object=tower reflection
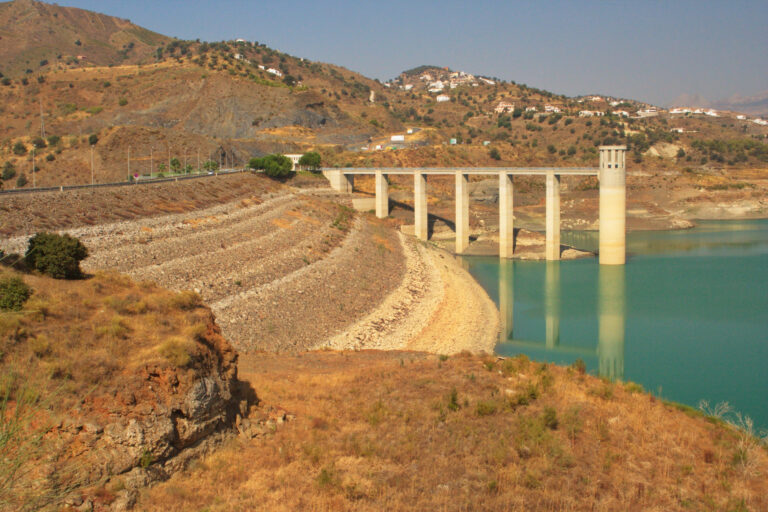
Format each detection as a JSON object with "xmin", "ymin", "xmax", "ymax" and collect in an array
[
  {"xmin": 496, "ymin": 261, "xmax": 625, "ymax": 380},
  {"xmin": 597, "ymin": 265, "xmax": 625, "ymax": 380}
]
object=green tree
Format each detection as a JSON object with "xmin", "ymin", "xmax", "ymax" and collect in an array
[
  {"xmin": 30, "ymin": 136, "xmax": 46, "ymax": 149},
  {"xmin": 25, "ymin": 232, "xmax": 89, "ymax": 279},
  {"xmin": 489, "ymin": 148, "xmax": 501, "ymax": 160},
  {"xmin": 249, "ymin": 154, "xmax": 292, "ymax": 178},
  {"xmin": 547, "ymin": 144, "xmax": 557, "ymax": 154},
  {"xmin": 12, "ymin": 142, "xmax": 27, "ymax": 155},
  {"xmin": 16, "ymin": 173, "xmax": 27, "ymax": 187},
  {"xmin": 88, "ymin": 134, "xmax": 98, "ymax": 145},
  {"xmin": 170, "ymin": 157, "xmax": 181, "ymax": 172},
  {"xmin": 203, "ymin": 160, "xmax": 219, "ymax": 171},
  {"xmin": 298, "ymin": 151, "xmax": 322, "ymax": 170},
  {"xmin": 46, "ymin": 135, "xmax": 60, "ymax": 146}
]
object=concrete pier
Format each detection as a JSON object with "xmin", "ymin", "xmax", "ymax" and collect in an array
[
  {"xmin": 499, "ymin": 174, "xmax": 514, "ymax": 258},
  {"xmin": 324, "ymin": 170, "xmax": 354, "ymax": 193},
  {"xmin": 545, "ymin": 173, "xmax": 561, "ymax": 261},
  {"xmin": 455, "ymin": 172, "xmax": 469, "ymax": 253},
  {"xmin": 375, "ymin": 170, "xmax": 388, "ymax": 219},
  {"xmin": 599, "ymin": 146, "xmax": 627, "ymax": 265},
  {"xmin": 414, "ymin": 172, "xmax": 428, "ymax": 241}
]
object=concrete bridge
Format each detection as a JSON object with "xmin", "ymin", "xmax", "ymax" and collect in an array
[{"xmin": 323, "ymin": 146, "xmax": 627, "ymax": 265}]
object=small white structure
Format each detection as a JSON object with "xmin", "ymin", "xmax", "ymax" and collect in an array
[
  {"xmin": 436, "ymin": 94, "xmax": 450, "ymax": 102},
  {"xmin": 267, "ymin": 68, "xmax": 283, "ymax": 77},
  {"xmin": 589, "ymin": 96, "xmax": 604, "ymax": 102},
  {"xmin": 428, "ymin": 81, "xmax": 445, "ymax": 92},
  {"xmin": 236, "ymin": 38, "xmax": 246, "ymax": 43},
  {"xmin": 544, "ymin": 105, "xmax": 561, "ymax": 113},
  {"xmin": 283, "ymin": 154, "xmax": 303, "ymax": 171},
  {"xmin": 391, "ymin": 135, "xmax": 405, "ymax": 142},
  {"xmin": 407, "ymin": 128, "xmax": 414, "ymax": 134},
  {"xmin": 479, "ymin": 77, "xmax": 495, "ymax": 85},
  {"xmin": 704, "ymin": 109, "xmax": 719, "ymax": 117},
  {"xmin": 369, "ymin": 90, "xmax": 375, "ymax": 103},
  {"xmin": 258, "ymin": 65, "xmax": 265, "ymax": 70},
  {"xmin": 610, "ymin": 101, "xmax": 620, "ymax": 107},
  {"xmin": 402, "ymin": 84, "xmax": 413, "ymax": 91},
  {"xmin": 525, "ymin": 106, "xmax": 537, "ymax": 112},
  {"xmin": 736, "ymin": 115, "xmax": 746, "ymax": 120},
  {"xmin": 670, "ymin": 127, "xmax": 684, "ymax": 133},
  {"xmin": 612, "ymin": 110, "xmax": 629, "ymax": 117},
  {"xmin": 495, "ymin": 101, "xmax": 515, "ymax": 114},
  {"xmin": 753, "ymin": 119, "xmax": 768, "ymax": 126}
]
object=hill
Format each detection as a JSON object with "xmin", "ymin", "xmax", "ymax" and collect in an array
[
  {"xmin": 0, "ymin": 1, "xmax": 765, "ymax": 199},
  {"xmin": 0, "ymin": 0, "xmax": 169, "ymax": 77}
]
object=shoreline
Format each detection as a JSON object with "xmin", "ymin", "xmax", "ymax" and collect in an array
[{"xmin": 316, "ymin": 231, "xmax": 500, "ymax": 354}]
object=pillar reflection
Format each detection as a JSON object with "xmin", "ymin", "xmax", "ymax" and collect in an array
[
  {"xmin": 499, "ymin": 260, "xmax": 514, "ymax": 344},
  {"xmin": 545, "ymin": 261, "xmax": 560, "ymax": 348}
]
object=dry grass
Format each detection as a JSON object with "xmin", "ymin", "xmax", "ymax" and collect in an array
[
  {"xmin": 141, "ymin": 351, "xmax": 768, "ymax": 511},
  {"xmin": 0, "ymin": 268, "xmax": 212, "ymax": 415}
]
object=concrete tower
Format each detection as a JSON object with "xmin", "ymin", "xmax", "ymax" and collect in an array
[{"xmin": 599, "ymin": 146, "xmax": 627, "ymax": 265}]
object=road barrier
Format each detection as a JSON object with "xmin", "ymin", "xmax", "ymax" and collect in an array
[{"xmin": 0, "ymin": 169, "xmax": 248, "ymax": 196}]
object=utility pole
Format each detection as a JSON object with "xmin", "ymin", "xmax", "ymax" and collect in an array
[
  {"xmin": 150, "ymin": 147, "xmax": 153, "ymax": 179},
  {"xmin": 197, "ymin": 149, "xmax": 200, "ymax": 173},
  {"xmin": 32, "ymin": 148, "xmax": 35, "ymax": 188},
  {"xmin": 168, "ymin": 145, "xmax": 171, "ymax": 175},
  {"xmin": 91, "ymin": 146, "xmax": 94, "ymax": 185},
  {"xmin": 128, "ymin": 147, "xmax": 131, "ymax": 179},
  {"xmin": 39, "ymin": 99, "xmax": 45, "ymax": 139},
  {"xmin": 184, "ymin": 149, "xmax": 187, "ymax": 174}
]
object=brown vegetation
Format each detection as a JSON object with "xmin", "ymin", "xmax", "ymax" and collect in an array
[{"xmin": 141, "ymin": 351, "xmax": 768, "ymax": 511}]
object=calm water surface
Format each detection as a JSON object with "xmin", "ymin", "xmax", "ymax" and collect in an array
[{"xmin": 463, "ymin": 219, "xmax": 768, "ymax": 430}]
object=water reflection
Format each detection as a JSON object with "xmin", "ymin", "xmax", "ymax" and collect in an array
[
  {"xmin": 498, "ymin": 261, "xmax": 626, "ymax": 380},
  {"xmin": 598, "ymin": 266, "xmax": 625, "ymax": 380}
]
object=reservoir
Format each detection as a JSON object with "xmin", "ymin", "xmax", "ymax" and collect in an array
[{"xmin": 464, "ymin": 219, "xmax": 768, "ymax": 430}]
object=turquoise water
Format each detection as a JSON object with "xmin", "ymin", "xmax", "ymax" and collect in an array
[{"xmin": 463, "ymin": 219, "xmax": 768, "ymax": 430}]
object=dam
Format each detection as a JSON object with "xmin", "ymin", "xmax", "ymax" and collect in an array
[{"xmin": 323, "ymin": 145, "xmax": 627, "ymax": 265}]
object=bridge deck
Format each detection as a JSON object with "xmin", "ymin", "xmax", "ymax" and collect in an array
[{"xmin": 323, "ymin": 167, "xmax": 599, "ymax": 176}]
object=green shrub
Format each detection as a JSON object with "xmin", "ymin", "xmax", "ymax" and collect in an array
[
  {"xmin": 542, "ymin": 407, "xmax": 559, "ymax": 429},
  {"xmin": 1, "ymin": 162, "xmax": 16, "ymax": 181},
  {"xmin": 298, "ymin": 151, "xmax": 322, "ymax": 170},
  {"xmin": 25, "ymin": 232, "xmax": 88, "ymax": 279},
  {"xmin": 476, "ymin": 401, "xmax": 497, "ymax": 416},
  {"xmin": 88, "ymin": 134, "xmax": 99, "ymax": 145},
  {"xmin": 249, "ymin": 154, "xmax": 293, "ymax": 178},
  {"xmin": 15, "ymin": 174, "xmax": 27, "ymax": 187},
  {"xmin": 12, "ymin": 142, "xmax": 27, "ymax": 155},
  {"xmin": 0, "ymin": 276, "xmax": 31, "ymax": 311}
]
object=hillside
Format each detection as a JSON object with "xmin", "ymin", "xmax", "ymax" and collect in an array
[{"xmin": 0, "ymin": 0, "xmax": 169, "ymax": 77}]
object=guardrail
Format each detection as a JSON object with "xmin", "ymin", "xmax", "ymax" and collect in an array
[{"xmin": 0, "ymin": 169, "xmax": 248, "ymax": 196}]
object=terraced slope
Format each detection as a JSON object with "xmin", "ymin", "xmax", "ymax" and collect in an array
[{"xmin": 2, "ymin": 188, "xmax": 408, "ymax": 352}]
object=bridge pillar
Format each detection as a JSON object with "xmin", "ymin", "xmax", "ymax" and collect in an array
[
  {"xmin": 375, "ymin": 170, "xmax": 388, "ymax": 218},
  {"xmin": 414, "ymin": 172, "xmax": 428, "ymax": 240},
  {"xmin": 599, "ymin": 146, "xmax": 626, "ymax": 265},
  {"xmin": 324, "ymin": 170, "xmax": 354, "ymax": 193},
  {"xmin": 455, "ymin": 171, "xmax": 469, "ymax": 253},
  {"xmin": 545, "ymin": 261, "xmax": 560, "ymax": 348},
  {"xmin": 545, "ymin": 173, "xmax": 561, "ymax": 261},
  {"xmin": 499, "ymin": 173, "xmax": 514, "ymax": 258}
]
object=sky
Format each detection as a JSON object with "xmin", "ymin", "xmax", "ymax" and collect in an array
[{"xmin": 57, "ymin": 0, "xmax": 768, "ymax": 107}]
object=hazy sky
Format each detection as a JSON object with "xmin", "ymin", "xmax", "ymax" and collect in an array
[{"xmin": 57, "ymin": 0, "xmax": 768, "ymax": 106}]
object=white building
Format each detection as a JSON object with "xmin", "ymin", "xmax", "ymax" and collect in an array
[
  {"xmin": 266, "ymin": 68, "xmax": 283, "ymax": 77},
  {"xmin": 544, "ymin": 105, "xmax": 561, "ymax": 113},
  {"xmin": 283, "ymin": 154, "xmax": 303, "ymax": 171},
  {"xmin": 752, "ymin": 119, "xmax": 768, "ymax": 126},
  {"xmin": 479, "ymin": 77, "xmax": 495, "ymax": 85},
  {"xmin": 612, "ymin": 110, "xmax": 629, "ymax": 117},
  {"xmin": 495, "ymin": 101, "xmax": 515, "ymax": 114},
  {"xmin": 704, "ymin": 109, "xmax": 719, "ymax": 117},
  {"xmin": 391, "ymin": 135, "xmax": 405, "ymax": 142},
  {"xmin": 436, "ymin": 94, "xmax": 450, "ymax": 102},
  {"xmin": 428, "ymin": 81, "xmax": 445, "ymax": 92},
  {"xmin": 736, "ymin": 115, "xmax": 746, "ymax": 120},
  {"xmin": 525, "ymin": 106, "xmax": 537, "ymax": 112}
]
